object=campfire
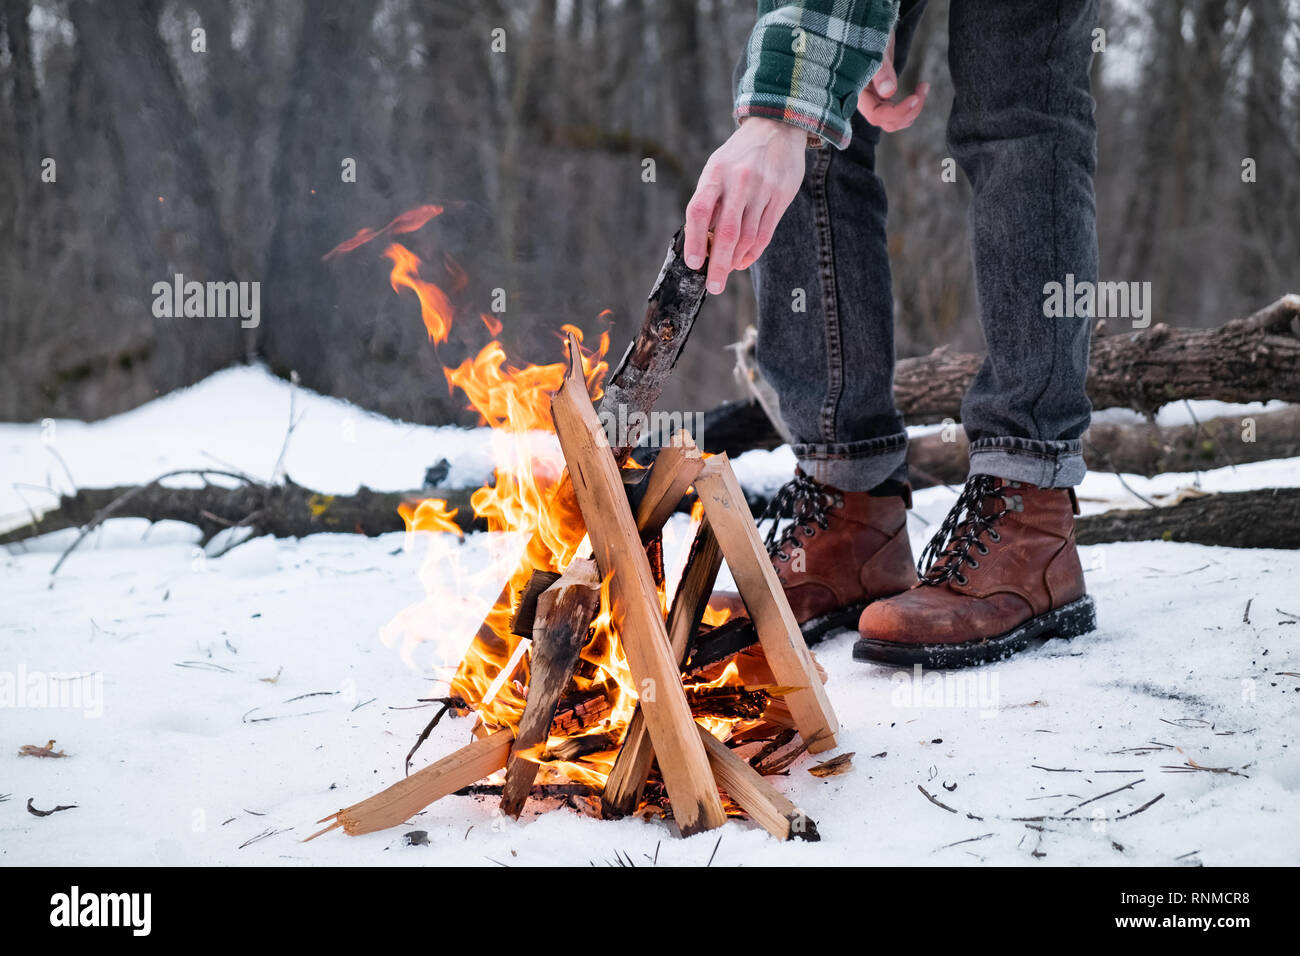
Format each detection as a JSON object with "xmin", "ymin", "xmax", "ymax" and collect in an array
[{"xmin": 308, "ymin": 210, "xmax": 839, "ymax": 842}]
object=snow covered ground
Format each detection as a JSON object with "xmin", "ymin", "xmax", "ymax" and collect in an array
[{"xmin": 2, "ymin": 366, "xmax": 1298, "ymax": 866}]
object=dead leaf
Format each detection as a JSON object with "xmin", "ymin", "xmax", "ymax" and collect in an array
[
  {"xmin": 27, "ymin": 798, "xmax": 77, "ymax": 817},
  {"xmin": 19, "ymin": 739, "xmax": 67, "ymax": 758},
  {"xmin": 259, "ymin": 666, "xmax": 283, "ymax": 684},
  {"xmin": 808, "ymin": 752, "xmax": 855, "ymax": 778}
]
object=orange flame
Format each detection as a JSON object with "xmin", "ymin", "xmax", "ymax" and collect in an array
[
  {"xmin": 339, "ymin": 204, "xmax": 754, "ymax": 794},
  {"xmin": 398, "ymin": 498, "xmax": 461, "ymax": 535}
]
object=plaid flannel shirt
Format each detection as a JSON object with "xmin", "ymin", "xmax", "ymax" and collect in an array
[{"xmin": 734, "ymin": 0, "xmax": 900, "ymax": 149}]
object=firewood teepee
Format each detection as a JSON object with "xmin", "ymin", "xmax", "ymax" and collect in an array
[{"xmin": 309, "ymin": 332, "xmax": 837, "ymax": 842}]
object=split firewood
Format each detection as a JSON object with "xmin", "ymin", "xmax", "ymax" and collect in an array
[
  {"xmin": 499, "ymin": 559, "xmax": 601, "ymax": 818},
  {"xmin": 693, "ymin": 455, "xmax": 839, "ymax": 753},
  {"xmin": 633, "ymin": 430, "xmax": 704, "ymax": 539},
  {"xmin": 603, "ymin": 494, "xmax": 722, "ymax": 818},
  {"xmin": 552, "ymin": 331, "xmax": 726, "ymax": 835},
  {"xmin": 697, "ymin": 725, "xmax": 819, "ymax": 842},
  {"xmin": 543, "ymin": 732, "xmax": 617, "ymax": 762},
  {"xmin": 308, "ymin": 729, "xmax": 513, "ymax": 839}
]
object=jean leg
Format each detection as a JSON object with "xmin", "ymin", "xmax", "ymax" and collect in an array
[
  {"xmin": 744, "ymin": 0, "xmax": 930, "ymax": 492},
  {"xmin": 947, "ymin": 0, "xmax": 1099, "ymax": 487}
]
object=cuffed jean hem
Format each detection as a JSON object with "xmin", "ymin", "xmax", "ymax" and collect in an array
[
  {"xmin": 967, "ymin": 437, "xmax": 1086, "ymax": 488},
  {"xmin": 792, "ymin": 433, "xmax": 909, "ymax": 493}
]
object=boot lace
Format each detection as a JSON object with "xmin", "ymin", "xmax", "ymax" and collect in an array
[
  {"xmin": 917, "ymin": 475, "xmax": 1013, "ymax": 587},
  {"xmin": 760, "ymin": 472, "xmax": 840, "ymax": 561}
]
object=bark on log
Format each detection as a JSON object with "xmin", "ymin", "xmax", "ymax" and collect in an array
[
  {"xmin": 702, "ymin": 295, "xmax": 1300, "ymax": 444},
  {"xmin": 0, "ymin": 477, "xmax": 480, "ymax": 548},
  {"xmin": 597, "ymin": 229, "xmax": 709, "ymax": 452},
  {"xmin": 703, "ymin": 403, "xmax": 1300, "ymax": 490},
  {"xmin": 1075, "ymin": 488, "xmax": 1300, "ymax": 550}
]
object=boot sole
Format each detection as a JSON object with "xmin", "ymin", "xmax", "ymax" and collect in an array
[
  {"xmin": 851, "ymin": 595, "xmax": 1097, "ymax": 669},
  {"xmin": 801, "ymin": 603, "xmax": 869, "ymax": 646}
]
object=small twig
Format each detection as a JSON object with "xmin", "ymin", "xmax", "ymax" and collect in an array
[
  {"xmin": 1063, "ymin": 778, "xmax": 1143, "ymax": 815},
  {"xmin": 239, "ymin": 827, "xmax": 291, "ymax": 849},
  {"xmin": 917, "ymin": 785, "xmax": 958, "ymax": 814},
  {"xmin": 271, "ymin": 371, "xmax": 302, "ymax": 483},
  {"xmin": 937, "ymin": 832, "xmax": 995, "ymax": 850},
  {"xmin": 405, "ymin": 698, "xmax": 457, "ymax": 775}
]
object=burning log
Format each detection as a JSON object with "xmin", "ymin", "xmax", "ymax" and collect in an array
[
  {"xmin": 551, "ymin": 331, "xmax": 727, "ymax": 836},
  {"xmin": 500, "ymin": 559, "xmax": 601, "ymax": 819}
]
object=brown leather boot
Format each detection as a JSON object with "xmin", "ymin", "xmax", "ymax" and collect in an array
[
  {"xmin": 710, "ymin": 472, "xmax": 918, "ymax": 644},
  {"xmin": 854, "ymin": 475, "xmax": 1096, "ymax": 668}
]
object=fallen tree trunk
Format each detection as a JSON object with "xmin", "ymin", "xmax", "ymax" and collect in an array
[
  {"xmin": 1074, "ymin": 488, "xmax": 1300, "ymax": 550},
  {"xmin": 702, "ymin": 295, "xmax": 1300, "ymax": 445},
  {"xmin": 703, "ymin": 403, "xmax": 1300, "ymax": 488},
  {"xmin": 0, "ymin": 477, "xmax": 482, "ymax": 548}
]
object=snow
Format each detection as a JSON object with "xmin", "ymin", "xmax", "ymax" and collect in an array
[{"xmin": 2, "ymin": 366, "xmax": 1298, "ymax": 866}]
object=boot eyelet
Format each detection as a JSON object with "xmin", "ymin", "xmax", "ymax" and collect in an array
[
  {"xmin": 802, "ymin": 525, "xmax": 815, "ymax": 536},
  {"xmin": 988, "ymin": 530, "xmax": 1001, "ymax": 542},
  {"xmin": 967, "ymin": 559, "xmax": 979, "ymax": 569},
  {"xmin": 955, "ymin": 573, "xmax": 968, "ymax": 586},
  {"xmin": 977, "ymin": 542, "xmax": 989, "ymax": 555}
]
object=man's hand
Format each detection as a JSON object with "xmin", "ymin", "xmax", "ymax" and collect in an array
[
  {"xmin": 683, "ymin": 117, "xmax": 807, "ymax": 295},
  {"xmin": 857, "ymin": 32, "xmax": 929, "ymax": 132}
]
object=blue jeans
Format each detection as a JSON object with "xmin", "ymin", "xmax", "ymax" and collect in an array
[{"xmin": 743, "ymin": 0, "xmax": 1099, "ymax": 490}]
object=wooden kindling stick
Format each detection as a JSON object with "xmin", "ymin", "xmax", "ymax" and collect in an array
[
  {"xmin": 551, "ymin": 331, "xmax": 726, "ymax": 836},
  {"xmin": 696, "ymin": 724, "xmax": 819, "ymax": 842},
  {"xmin": 692, "ymin": 454, "xmax": 839, "ymax": 753},
  {"xmin": 499, "ymin": 558, "xmax": 601, "ymax": 818},
  {"xmin": 602, "ymin": 516, "xmax": 722, "ymax": 818},
  {"xmin": 306, "ymin": 729, "xmax": 513, "ymax": 840}
]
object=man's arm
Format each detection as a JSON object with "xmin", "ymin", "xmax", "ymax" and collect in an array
[{"xmin": 685, "ymin": 0, "xmax": 901, "ymax": 293}]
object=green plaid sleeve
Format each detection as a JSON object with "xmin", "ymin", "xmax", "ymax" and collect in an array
[{"xmin": 735, "ymin": 0, "xmax": 900, "ymax": 149}]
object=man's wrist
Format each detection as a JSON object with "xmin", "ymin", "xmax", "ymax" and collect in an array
[{"xmin": 738, "ymin": 114, "xmax": 825, "ymax": 149}]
